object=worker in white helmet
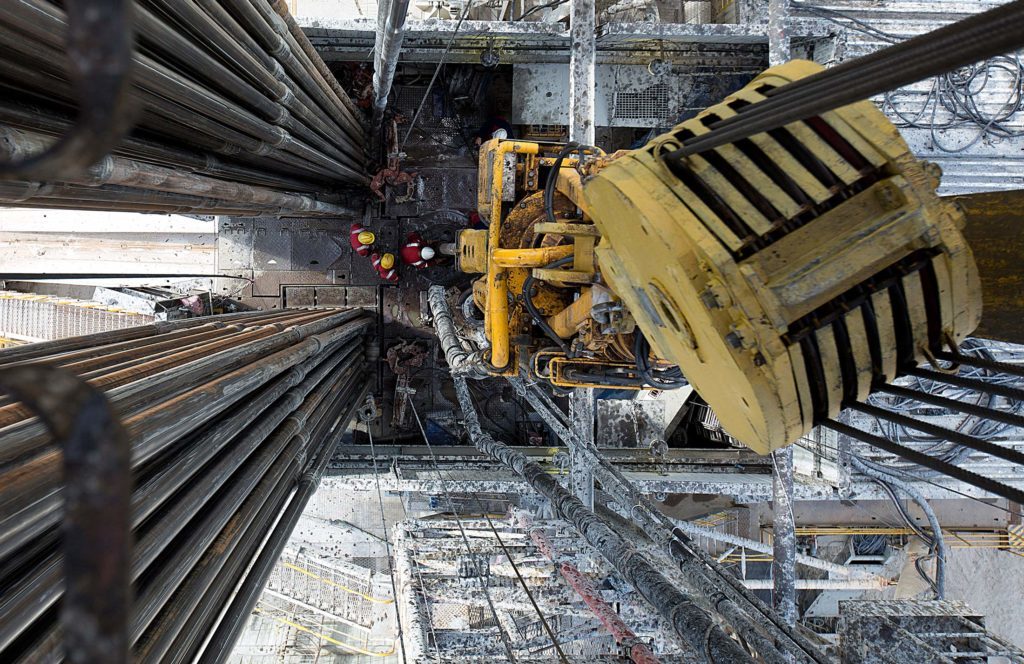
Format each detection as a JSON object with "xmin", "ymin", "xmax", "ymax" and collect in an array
[
  {"xmin": 474, "ymin": 115, "xmax": 514, "ymax": 146},
  {"xmin": 400, "ymin": 231, "xmax": 439, "ymax": 269}
]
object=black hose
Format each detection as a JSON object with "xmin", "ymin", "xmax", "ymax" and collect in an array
[
  {"xmin": 634, "ymin": 330, "xmax": 688, "ymax": 389},
  {"xmin": 544, "ymin": 142, "xmax": 598, "ymax": 223},
  {"xmin": 522, "ymin": 256, "xmax": 575, "ymax": 355},
  {"xmin": 564, "ymin": 369, "xmax": 646, "ymax": 387}
]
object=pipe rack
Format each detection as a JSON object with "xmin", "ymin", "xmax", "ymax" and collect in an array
[
  {"xmin": 0, "ymin": 308, "xmax": 373, "ymax": 661},
  {"xmin": 0, "ymin": 0, "xmax": 369, "ymax": 216}
]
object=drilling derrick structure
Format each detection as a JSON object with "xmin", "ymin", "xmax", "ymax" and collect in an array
[{"xmin": 2, "ymin": 0, "xmax": 1024, "ymax": 662}]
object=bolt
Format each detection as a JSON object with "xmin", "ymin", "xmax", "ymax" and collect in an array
[
  {"xmin": 875, "ymin": 183, "xmax": 904, "ymax": 211},
  {"xmin": 700, "ymin": 288, "xmax": 721, "ymax": 310}
]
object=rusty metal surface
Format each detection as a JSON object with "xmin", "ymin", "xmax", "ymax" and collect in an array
[
  {"xmin": 530, "ymin": 527, "xmax": 663, "ymax": 664},
  {"xmin": 384, "ymin": 166, "xmax": 478, "ymax": 218},
  {"xmin": 956, "ymin": 190, "xmax": 1024, "ymax": 345},
  {"xmin": 0, "ymin": 364, "xmax": 131, "ymax": 664}
]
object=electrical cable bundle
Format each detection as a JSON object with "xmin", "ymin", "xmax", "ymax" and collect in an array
[
  {"xmin": 865, "ymin": 339, "xmax": 1024, "ymax": 476},
  {"xmin": 792, "ymin": 1, "xmax": 1024, "ymax": 153}
]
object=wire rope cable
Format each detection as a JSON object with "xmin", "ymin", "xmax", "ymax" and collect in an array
[
  {"xmin": 362, "ymin": 411, "xmax": 409, "ymax": 664},
  {"xmin": 791, "ymin": 1, "xmax": 1024, "ymax": 153},
  {"xmin": 401, "ymin": 0, "xmax": 475, "ymax": 149},
  {"xmin": 403, "ymin": 398, "xmax": 519, "ymax": 662}
]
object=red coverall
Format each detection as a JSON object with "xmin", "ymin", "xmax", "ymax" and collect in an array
[
  {"xmin": 400, "ymin": 232, "xmax": 437, "ymax": 268},
  {"xmin": 370, "ymin": 253, "xmax": 398, "ymax": 282},
  {"xmin": 349, "ymin": 222, "xmax": 373, "ymax": 256}
]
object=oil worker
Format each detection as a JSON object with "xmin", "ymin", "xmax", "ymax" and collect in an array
[
  {"xmin": 399, "ymin": 231, "xmax": 440, "ymax": 269},
  {"xmin": 350, "ymin": 222, "xmax": 375, "ymax": 256},
  {"xmin": 371, "ymin": 252, "xmax": 398, "ymax": 282},
  {"xmin": 474, "ymin": 115, "xmax": 514, "ymax": 146}
]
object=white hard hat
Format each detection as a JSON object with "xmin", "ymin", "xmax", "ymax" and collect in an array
[
  {"xmin": 491, "ymin": 128, "xmax": 508, "ymax": 140},
  {"xmin": 420, "ymin": 246, "xmax": 436, "ymax": 261}
]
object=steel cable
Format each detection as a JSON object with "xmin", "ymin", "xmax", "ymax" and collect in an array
[
  {"xmin": 362, "ymin": 410, "xmax": 409, "ymax": 664},
  {"xmin": 404, "ymin": 397, "xmax": 519, "ymax": 662},
  {"xmin": 409, "ymin": 398, "xmax": 570, "ymax": 664},
  {"xmin": 666, "ymin": 0, "xmax": 1024, "ymax": 159}
]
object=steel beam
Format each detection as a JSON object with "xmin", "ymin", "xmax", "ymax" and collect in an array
[
  {"xmin": 767, "ymin": 0, "xmax": 791, "ymax": 67},
  {"xmin": 569, "ymin": 0, "xmax": 596, "ymax": 145},
  {"xmin": 772, "ymin": 447, "xmax": 798, "ymax": 627},
  {"xmin": 569, "ymin": 389, "xmax": 596, "ymax": 508},
  {"xmin": 671, "ymin": 519, "xmax": 883, "ymax": 581}
]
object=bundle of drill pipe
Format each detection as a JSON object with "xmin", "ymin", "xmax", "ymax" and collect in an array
[
  {"xmin": 0, "ymin": 0, "xmax": 367, "ymax": 216},
  {"xmin": 0, "ymin": 308, "xmax": 373, "ymax": 662}
]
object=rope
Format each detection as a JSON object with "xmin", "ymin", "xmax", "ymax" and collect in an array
[
  {"xmin": 364, "ymin": 410, "xmax": 409, "ymax": 664},
  {"xmin": 401, "ymin": 0, "xmax": 475, "ymax": 149},
  {"xmin": 404, "ymin": 398, "xmax": 519, "ymax": 662}
]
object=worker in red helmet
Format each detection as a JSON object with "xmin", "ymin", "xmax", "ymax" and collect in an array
[
  {"xmin": 350, "ymin": 222, "xmax": 376, "ymax": 257},
  {"xmin": 371, "ymin": 252, "xmax": 398, "ymax": 282},
  {"xmin": 399, "ymin": 231, "xmax": 438, "ymax": 269}
]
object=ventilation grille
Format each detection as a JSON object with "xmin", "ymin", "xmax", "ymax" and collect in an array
[{"xmin": 612, "ymin": 83, "xmax": 672, "ymax": 122}]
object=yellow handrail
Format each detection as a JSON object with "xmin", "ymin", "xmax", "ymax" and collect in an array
[
  {"xmin": 253, "ymin": 608, "xmax": 396, "ymax": 657},
  {"xmin": 283, "ymin": 561, "xmax": 395, "ymax": 604}
]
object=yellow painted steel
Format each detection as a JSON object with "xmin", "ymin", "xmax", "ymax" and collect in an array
[
  {"xmin": 584, "ymin": 59, "xmax": 981, "ymax": 454},
  {"xmin": 533, "ymin": 350, "xmax": 644, "ymax": 390},
  {"xmin": 478, "ymin": 139, "xmax": 544, "ymax": 371},
  {"xmin": 456, "ymin": 229, "xmax": 489, "ymax": 273},
  {"xmin": 491, "ymin": 244, "xmax": 574, "ymax": 268},
  {"xmin": 460, "ymin": 61, "xmax": 984, "ymax": 448},
  {"xmin": 253, "ymin": 608, "xmax": 397, "ymax": 657},
  {"xmin": 547, "ymin": 288, "xmax": 594, "ymax": 338},
  {"xmin": 554, "ymin": 168, "xmax": 589, "ymax": 217}
]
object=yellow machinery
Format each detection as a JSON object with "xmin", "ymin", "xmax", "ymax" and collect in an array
[{"xmin": 456, "ymin": 61, "xmax": 981, "ymax": 455}]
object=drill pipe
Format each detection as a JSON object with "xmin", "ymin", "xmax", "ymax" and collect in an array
[
  {"xmin": 0, "ymin": 0, "xmax": 368, "ymax": 213},
  {"xmin": 0, "ymin": 98, "xmax": 327, "ymax": 192},
  {"xmin": 169, "ymin": 370, "xmax": 369, "ymax": 663},
  {"xmin": 185, "ymin": 0, "xmax": 360, "ymax": 147},
  {"xmin": 0, "ymin": 309, "xmax": 372, "ymax": 660},
  {"xmin": 192, "ymin": 394, "xmax": 368, "ymax": 663},
  {"xmin": 451, "ymin": 377, "xmax": 751, "ymax": 663},
  {"xmin": 510, "ymin": 376, "xmax": 826, "ymax": 663},
  {"xmin": 11, "ymin": 357, "xmax": 366, "ymax": 661},
  {"xmin": 0, "ymin": 310, "xmax": 280, "ymax": 366},
  {"xmin": 0, "ymin": 345, "xmax": 358, "ymax": 653},
  {"xmin": 0, "ymin": 309, "xmax": 340, "ymax": 460},
  {"xmin": 0, "ymin": 128, "xmax": 357, "ymax": 215},
  {"xmin": 218, "ymin": 0, "xmax": 365, "ymax": 142},
  {"xmin": 0, "ymin": 310, "xmax": 370, "ymax": 558},
  {"xmin": 373, "ymin": 0, "xmax": 412, "ymax": 121},
  {"xmin": 0, "ymin": 2, "xmax": 361, "ymax": 181}
]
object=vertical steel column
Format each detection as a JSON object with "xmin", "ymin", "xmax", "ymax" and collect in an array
[
  {"xmin": 372, "ymin": 0, "xmax": 411, "ymax": 126},
  {"xmin": 772, "ymin": 447, "xmax": 797, "ymax": 627},
  {"xmin": 569, "ymin": 0, "xmax": 596, "ymax": 145},
  {"xmin": 393, "ymin": 524, "xmax": 429, "ymax": 663},
  {"xmin": 767, "ymin": 0, "xmax": 796, "ymax": 629},
  {"xmin": 768, "ymin": 0, "xmax": 791, "ymax": 67},
  {"xmin": 569, "ymin": 389, "xmax": 596, "ymax": 509}
]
